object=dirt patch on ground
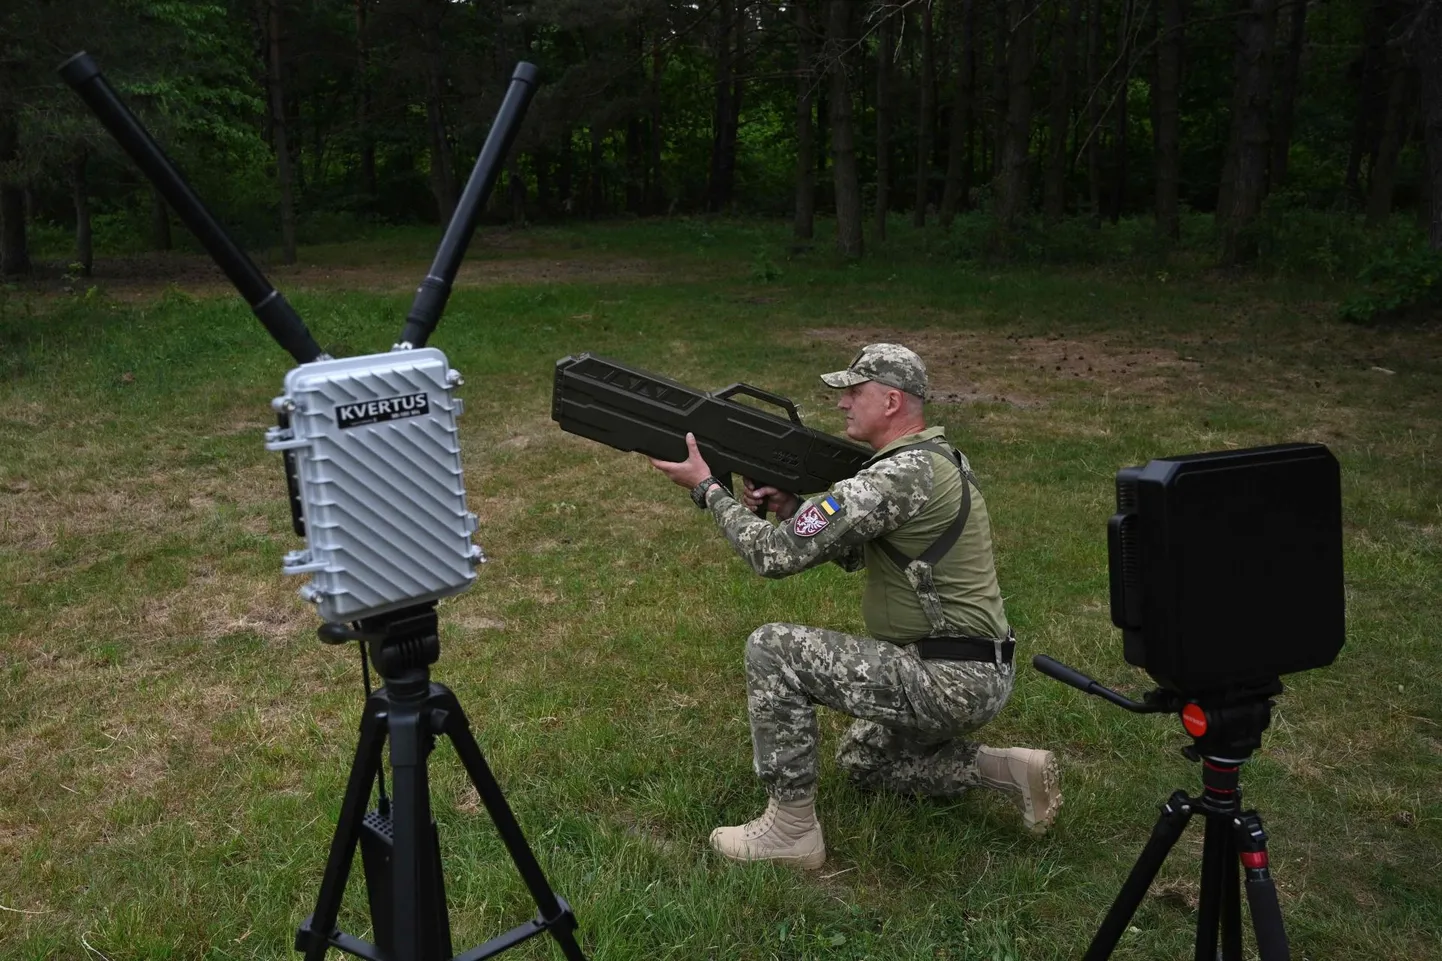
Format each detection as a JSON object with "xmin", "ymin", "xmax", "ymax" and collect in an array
[
  {"xmin": 284, "ymin": 257, "xmax": 661, "ymax": 293},
  {"xmin": 26, "ymin": 250, "xmax": 663, "ymax": 302},
  {"xmin": 2, "ymin": 462, "xmax": 282, "ymax": 558},
  {"xmin": 805, "ymin": 326, "xmax": 1205, "ymax": 406}
]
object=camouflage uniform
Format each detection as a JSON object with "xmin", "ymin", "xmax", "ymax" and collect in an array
[
  {"xmin": 699, "ymin": 344, "xmax": 1016, "ymax": 802},
  {"xmin": 743, "ymin": 623, "xmax": 1013, "ymax": 800}
]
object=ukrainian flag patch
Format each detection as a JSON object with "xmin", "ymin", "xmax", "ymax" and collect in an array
[{"xmin": 795, "ymin": 494, "xmax": 843, "ymax": 538}]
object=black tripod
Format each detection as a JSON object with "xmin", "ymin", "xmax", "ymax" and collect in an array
[
  {"xmin": 1033, "ymin": 658, "xmax": 1292, "ymax": 961},
  {"xmin": 296, "ymin": 605, "xmax": 586, "ymax": 961}
]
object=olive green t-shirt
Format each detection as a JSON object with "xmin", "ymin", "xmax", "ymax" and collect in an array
[
  {"xmin": 858, "ymin": 428, "xmax": 1009, "ymax": 642},
  {"xmin": 703, "ymin": 425, "xmax": 1009, "ymax": 643}
]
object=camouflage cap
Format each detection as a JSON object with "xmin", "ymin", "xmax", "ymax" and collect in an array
[{"xmin": 820, "ymin": 343, "xmax": 928, "ymax": 398}]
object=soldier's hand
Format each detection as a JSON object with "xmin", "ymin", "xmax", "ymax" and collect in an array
[
  {"xmin": 647, "ymin": 431, "xmax": 714, "ymax": 488},
  {"xmin": 742, "ymin": 477, "xmax": 800, "ymax": 521}
]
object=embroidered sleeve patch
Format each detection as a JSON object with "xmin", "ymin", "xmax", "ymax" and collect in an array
[
  {"xmin": 793, "ymin": 503, "xmax": 830, "ymax": 537},
  {"xmin": 820, "ymin": 495, "xmax": 841, "ymax": 515}
]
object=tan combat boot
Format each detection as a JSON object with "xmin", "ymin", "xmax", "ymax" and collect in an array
[
  {"xmin": 977, "ymin": 746, "xmax": 1062, "ymax": 834},
  {"xmin": 709, "ymin": 794, "xmax": 826, "ymax": 868}
]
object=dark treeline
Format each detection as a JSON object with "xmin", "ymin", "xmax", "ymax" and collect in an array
[{"xmin": 1, "ymin": 0, "xmax": 1440, "ymax": 277}]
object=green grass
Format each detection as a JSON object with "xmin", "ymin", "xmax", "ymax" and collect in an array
[{"xmin": 2, "ymin": 219, "xmax": 1439, "ymax": 960}]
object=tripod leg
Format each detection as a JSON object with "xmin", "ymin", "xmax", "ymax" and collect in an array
[
  {"xmin": 1222, "ymin": 813, "xmax": 1245, "ymax": 958},
  {"xmin": 1235, "ymin": 812, "xmax": 1292, "ymax": 961},
  {"xmin": 1221, "ymin": 821, "xmax": 1242, "ymax": 961},
  {"xmin": 298, "ymin": 696, "xmax": 388, "ymax": 961},
  {"xmin": 1195, "ymin": 810, "xmax": 1231, "ymax": 961},
  {"xmin": 1082, "ymin": 791, "xmax": 1194, "ymax": 961},
  {"xmin": 434, "ymin": 689, "xmax": 587, "ymax": 961},
  {"xmin": 389, "ymin": 690, "xmax": 450, "ymax": 961}
]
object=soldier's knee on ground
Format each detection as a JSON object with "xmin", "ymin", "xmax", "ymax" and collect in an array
[{"xmin": 744, "ymin": 624, "xmax": 787, "ymax": 672}]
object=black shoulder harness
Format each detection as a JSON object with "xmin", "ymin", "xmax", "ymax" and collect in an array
[{"xmin": 869, "ymin": 439, "xmax": 978, "ymax": 570}]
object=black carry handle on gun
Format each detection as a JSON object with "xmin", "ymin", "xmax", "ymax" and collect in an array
[
  {"xmin": 59, "ymin": 52, "xmax": 324, "ymax": 366},
  {"xmin": 713, "ymin": 383, "xmax": 803, "ymax": 516},
  {"xmin": 398, "ymin": 62, "xmax": 538, "ymax": 349},
  {"xmin": 552, "ymin": 353, "xmax": 871, "ymax": 512}
]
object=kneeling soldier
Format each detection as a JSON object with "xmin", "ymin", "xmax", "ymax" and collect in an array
[{"xmin": 649, "ymin": 344, "xmax": 1061, "ymax": 867}]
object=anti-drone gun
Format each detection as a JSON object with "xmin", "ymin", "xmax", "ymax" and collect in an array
[
  {"xmin": 62, "ymin": 52, "xmax": 589, "ymax": 961},
  {"xmin": 552, "ymin": 353, "xmax": 872, "ymax": 499}
]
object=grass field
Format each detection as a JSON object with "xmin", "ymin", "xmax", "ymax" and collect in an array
[{"xmin": 2, "ymin": 219, "xmax": 1439, "ymax": 960}]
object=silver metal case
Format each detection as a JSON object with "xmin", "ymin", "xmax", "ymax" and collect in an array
[{"xmin": 265, "ymin": 347, "xmax": 483, "ymax": 622}]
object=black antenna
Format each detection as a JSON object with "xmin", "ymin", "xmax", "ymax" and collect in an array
[
  {"xmin": 397, "ymin": 61, "xmax": 540, "ymax": 350},
  {"xmin": 59, "ymin": 52, "xmax": 325, "ymax": 365}
]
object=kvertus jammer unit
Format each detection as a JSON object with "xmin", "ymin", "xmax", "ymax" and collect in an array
[{"xmin": 63, "ymin": 52, "xmax": 588, "ymax": 961}]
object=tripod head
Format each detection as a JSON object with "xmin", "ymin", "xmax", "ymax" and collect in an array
[
  {"xmin": 1038, "ymin": 654, "xmax": 1297, "ymax": 961},
  {"xmin": 319, "ymin": 603, "xmax": 441, "ymax": 686},
  {"xmin": 1032, "ymin": 655, "xmax": 1282, "ymax": 763}
]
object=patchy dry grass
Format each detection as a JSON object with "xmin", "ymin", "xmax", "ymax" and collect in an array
[{"xmin": 1, "ymin": 220, "xmax": 1439, "ymax": 960}]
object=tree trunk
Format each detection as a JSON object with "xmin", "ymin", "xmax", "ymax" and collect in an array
[
  {"xmin": 1404, "ymin": 0, "xmax": 1442, "ymax": 248},
  {"xmin": 989, "ymin": 0, "xmax": 1009, "ymax": 183},
  {"xmin": 1042, "ymin": 0, "xmax": 1082, "ymax": 221},
  {"xmin": 264, "ymin": 0, "xmax": 297, "ymax": 263},
  {"xmin": 311, "ymin": 92, "xmax": 324, "ymax": 194},
  {"xmin": 1419, "ymin": 137, "xmax": 1431, "ymax": 233},
  {"xmin": 1216, "ymin": 0, "xmax": 1249, "ymax": 224},
  {"xmin": 288, "ymin": 91, "xmax": 306, "ymax": 197},
  {"xmin": 941, "ymin": 0, "xmax": 976, "ymax": 225},
  {"xmin": 727, "ymin": 3, "xmax": 747, "ymax": 206},
  {"xmin": 650, "ymin": 36, "xmax": 666, "ymax": 215},
  {"xmin": 589, "ymin": 126, "xmax": 605, "ymax": 218},
  {"xmin": 508, "ymin": 158, "xmax": 527, "ymax": 225},
  {"xmin": 991, "ymin": 0, "xmax": 1036, "ymax": 235},
  {"xmin": 914, "ymin": 0, "xmax": 936, "ymax": 226},
  {"xmin": 151, "ymin": 184, "xmax": 172, "ymax": 251},
  {"xmin": 1268, "ymin": 0, "xmax": 1308, "ymax": 190},
  {"xmin": 827, "ymin": 0, "xmax": 863, "ymax": 257},
  {"xmin": 795, "ymin": 1, "xmax": 817, "ymax": 239},
  {"xmin": 534, "ymin": 149, "xmax": 552, "ymax": 215},
  {"xmin": 1366, "ymin": 59, "xmax": 1412, "ymax": 226},
  {"xmin": 0, "ymin": 185, "xmax": 25, "ymax": 277},
  {"xmin": 1086, "ymin": 0, "xmax": 1102, "ymax": 224},
  {"xmin": 72, "ymin": 152, "xmax": 92, "ymax": 277},
  {"xmin": 559, "ymin": 131, "xmax": 574, "ymax": 213},
  {"xmin": 1107, "ymin": 0, "xmax": 1133, "ymax": 222},
  {"xmin": 1154, "ymin": 0, "xmax": 1183, "ymax": 239},
  {"xmin": 354, "ymin": 0, "xmax": 376, "ymax": 202},
  {"xmin": 1346, "ymin": 0, "xmax": 1394, "ymax": 200},
  {"xmin": 421, "ymin": 0, "xmax": 457, "ymax": 223},
  {"xmin": 816, "ymin": 85, "xmax": 829, "ymax": 192},
  {"xmin": 626, "ymin": 116, "xmax": 645, "ymax": 214},
  {"xmin": 875, "ymin": 6, "xmax": 892, "ymax": 239},
  {"xmin": 1220, "ymin": 0, "xmax": 1279, "ymax": 265},
  {"xmin": 707, "ymin": 0, "xmax": 737, "ymax": 212}
]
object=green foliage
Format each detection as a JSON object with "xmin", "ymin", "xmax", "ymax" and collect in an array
[
  {"xmin": 1253, "ymin": 189, "xmax": 1381, "ymax": 278},
  {"xmin": 1340, "ymin": 243, "xmax": 1442, "ymax": 325},
  {"xmin": 1246, "ymin": 186, "xmax": 1442, "ymax": 297}
]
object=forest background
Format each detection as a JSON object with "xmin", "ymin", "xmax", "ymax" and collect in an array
[{"xmin": 0, "ymin": 0, "xmax": 1441, "ymax": 321}]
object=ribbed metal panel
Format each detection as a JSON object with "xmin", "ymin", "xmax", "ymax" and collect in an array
[{"xmin": 267, "ymin": 348, "xmax": 480, "ymax": 622}]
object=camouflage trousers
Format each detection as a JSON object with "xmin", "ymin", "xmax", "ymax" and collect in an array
[{"xmin": 745, "ymin": 623, "xmax": 1015, "ymax": 802}]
